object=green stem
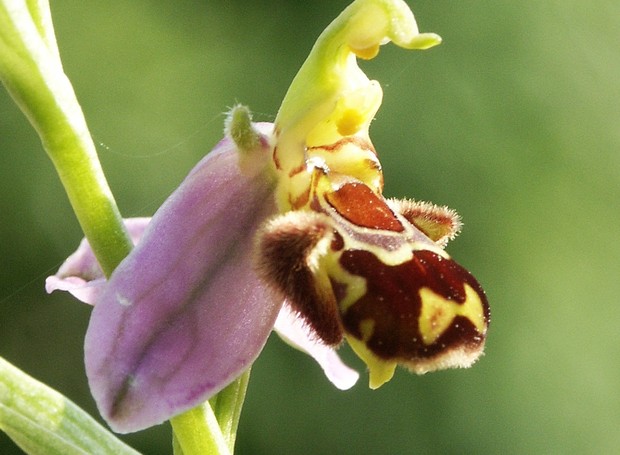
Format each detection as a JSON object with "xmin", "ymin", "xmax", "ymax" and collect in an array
[
  {"xmin": 171, "ymin": 369, "xmax": 250, "ymax": 455},
  {"xmin": 0, "ymin": 0, "xmax": 132, "ymax": 276},
  {"xmin": 172, "ymin": 432, "xmax": 183, "ymax": 455},
  {"xmin": 209, "ymin": 369, "xmax": 251, "ymax": 452},
  {"xmin": 169, "ymin": 403, "xmax": 231, "ymax": 455}
]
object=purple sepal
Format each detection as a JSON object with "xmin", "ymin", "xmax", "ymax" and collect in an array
[
  {"xmin": 45, "ymin": 218, "xmax": 150, "ymax": 304},
  {"xmin": 85, "ymin": 124, "xmax": 281, "ymax": 433}
]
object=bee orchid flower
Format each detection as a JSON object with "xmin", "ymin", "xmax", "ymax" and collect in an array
[
  {"xmin": 46, "ymin": 121, "xmax": 359, "ymax": 433},
  {"xmin": 47, "ymin": 0, "xmax": 489, "ymax": 434}
]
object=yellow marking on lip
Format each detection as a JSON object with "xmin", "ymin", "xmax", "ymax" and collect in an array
[
  {"xmin": 418, "ymin": 284, "xmax": 486, "ymax": 345},
  {"xmin": 359, "ymin": 318, "xmax": 375, "ymax": 340},
  {"xmin": 346, "ymin": 325, "xmax": 397, "ymax": 390},
  {"xmin": 324, "ymin": 250, "xmax": 368, "ymax": 313}
]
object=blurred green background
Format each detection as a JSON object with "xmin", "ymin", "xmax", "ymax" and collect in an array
[{"xmin": 2, "ymin": 0, "xmax": 619, "ymax": 453}]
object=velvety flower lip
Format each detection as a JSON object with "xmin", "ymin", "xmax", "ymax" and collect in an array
[{"xmin": 252, "ymin": 0, "xmax": 488, "ymax": 390}]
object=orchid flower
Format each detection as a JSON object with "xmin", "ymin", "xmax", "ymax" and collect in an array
[{"xmin": 48, "ymin": 0, "xmax": 489, "ymax": 435}]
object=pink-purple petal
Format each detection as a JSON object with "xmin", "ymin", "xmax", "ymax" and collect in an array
[
  {"xmin": 45, "ymin": 275, "xmax": 106, "ymax": 305},
  {"xmin": 45, "ymin": 218, "xmax": 150, "ymax": 305},
  {"xmin": 85, "ymin": 124, "xmax": 281, "ymax": 433},
  {"xmin": 274, "ymin": 304, "xmax": 359, "ymax": 390}
]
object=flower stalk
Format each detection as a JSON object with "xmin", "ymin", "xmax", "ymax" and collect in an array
[
  {"xmin": 169, "ymin": 403, "xmax": 231, "ymax": 455},
  {"xmin": 209, "ymin": 369, "xmax": 251, "ymax": 452},
  {"xmin": 0, "ymin": 0, "xmax": 132, "ymax": 276}
]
